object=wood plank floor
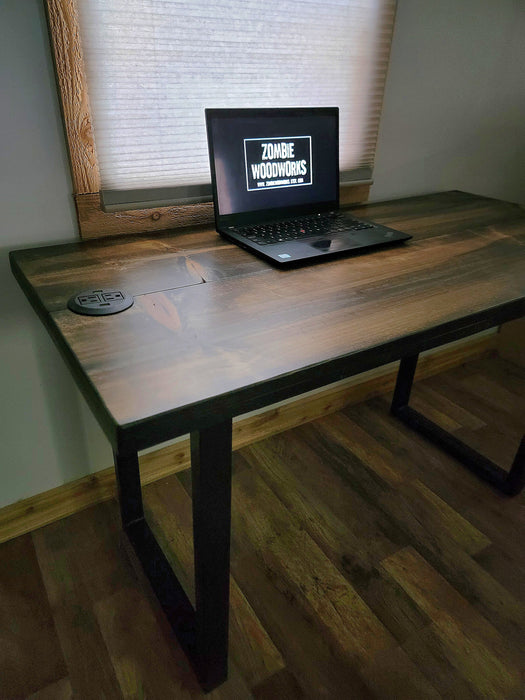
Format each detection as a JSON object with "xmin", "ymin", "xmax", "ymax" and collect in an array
[{"xmin": 1, "ymin": 354, "xmax": 524, "ymax": 699}]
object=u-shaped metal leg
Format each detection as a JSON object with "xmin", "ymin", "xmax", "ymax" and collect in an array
[{"xmin": 391, "ymin": 355, "xmax": 525, "ymax": 496}]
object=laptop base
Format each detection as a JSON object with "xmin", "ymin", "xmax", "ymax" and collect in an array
[{"xmin": 220, "ymin": 212, "xmax": 411, "ymax": 266}]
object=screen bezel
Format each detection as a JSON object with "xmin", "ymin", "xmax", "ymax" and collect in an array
[{"xmin": 205, "ymin": 107, "xmax": 340, "ymax": 229}]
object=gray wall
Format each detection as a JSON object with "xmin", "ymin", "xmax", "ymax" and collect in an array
[
  {"xmin": 1, "ymin": 0, "xmax": 524, "ymax": 509},
  {"xmin": 371, "ymin": 0, "xmax": 525, "ymax": 204},
  {"xmin": 0, "ymin": 0, "xmax": 111, "ymax": 509}
]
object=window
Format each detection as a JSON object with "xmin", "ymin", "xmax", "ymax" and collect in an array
[{"xmin": 46, "ymin": 0, "xmax": 396, "ymax": 239}]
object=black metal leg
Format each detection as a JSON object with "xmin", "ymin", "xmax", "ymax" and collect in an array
[
  {"xmin": 391, "ymin": 354, "xmax": 419, "ymax": 413},
  {"xmin": 191, "ymin": 420, "xmax": 233, "ymax": 690},
  {"xmin": 113, "ymin": 441, "xmax": 144, "ymax": 527},
  {"xmin": 113, "ymin": 419, "xmax": 233, "ymax": 692},
  {"xmin": 391, "ymin": 355, "xmax": 525, "ymax": 496}
]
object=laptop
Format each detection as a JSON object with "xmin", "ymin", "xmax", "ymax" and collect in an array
[{"xmin": 205, "ymin": 107, "xmax": 411, "ymax": 266}]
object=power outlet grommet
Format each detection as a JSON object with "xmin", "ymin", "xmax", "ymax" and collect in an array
[{"xmin": 67, "ymin": 289, "xmax": 134, "ymax": 316}]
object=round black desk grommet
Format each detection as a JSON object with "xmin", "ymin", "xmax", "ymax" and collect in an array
[{"xmin": 67, "ymin": 289, "xmax": 134, "ymax": 316}]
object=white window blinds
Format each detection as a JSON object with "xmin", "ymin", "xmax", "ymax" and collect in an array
[{"xmin": 77, "ymin": 0, "xmax": 395, "ymax": 204}]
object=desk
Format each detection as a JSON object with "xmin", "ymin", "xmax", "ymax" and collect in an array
[{"xmin": 10, "ymin": 191, "xmax": 525, "ymax": 690}]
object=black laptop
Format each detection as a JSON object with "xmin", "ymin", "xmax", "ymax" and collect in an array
[{"xmin": 205, "ymin": 107, "xmax": 411, "ymax": 266}]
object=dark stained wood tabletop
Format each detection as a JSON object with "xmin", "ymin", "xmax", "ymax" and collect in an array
[{"xmin": 11, "ymin": 191, "xmax": 525, "ymax": 450}]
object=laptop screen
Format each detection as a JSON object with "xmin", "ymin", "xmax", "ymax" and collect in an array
[{"xmin": 206, "ymin": 108, "xmax": 339, "ymax": 225}]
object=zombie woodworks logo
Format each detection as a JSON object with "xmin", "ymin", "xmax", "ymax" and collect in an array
[{"xmin": 244, "ymin": 136, "xmax": 312, "ymax": 191}]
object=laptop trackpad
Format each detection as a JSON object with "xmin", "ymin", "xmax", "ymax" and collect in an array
[{"xmin": 311, "ymin": 237, "xmax": 356, "ymax": 252}]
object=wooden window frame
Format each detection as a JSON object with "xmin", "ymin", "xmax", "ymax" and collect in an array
[{"xmin": 46, "ymin": 0, "xmax": 372, "ymax": 240}]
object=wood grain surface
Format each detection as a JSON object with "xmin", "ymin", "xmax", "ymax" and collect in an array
[
  {"xmin": 10, "ymin": 191, "xmax": 525, "ymax": 450},
  {"xmin": 75, "ymin": 193, "xmax": 218, "ymax": 240},
  {"xmin": 0, "ymin": 334, "xmax": 495, "ymax": 545},
  {"xmin": 498, "ymin": 317, "xmax": 525, "ymax": 367},
  {"xmin": 45, "ymin": 0, "xmax": 100, "ymax": 194},
  {"xmin": 11, "ymin": 226, "xmax": 269, "ymax": 312},
  {"xmin": 75, "ymin": 185, "xmax": 372, "ymax": 240},
  {"xmin": 3, "ymin": 356, "xmax": 522, "ymax": 697}
]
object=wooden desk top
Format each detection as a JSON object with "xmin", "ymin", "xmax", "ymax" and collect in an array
[{"xmin": 11, "ymin": 191, "xmax": 525, "ymax": 450}]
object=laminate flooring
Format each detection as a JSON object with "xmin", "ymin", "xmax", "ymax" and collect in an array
[{"xmin": 1, "ymin": 354, "xmax": 524, "ymax": 698}]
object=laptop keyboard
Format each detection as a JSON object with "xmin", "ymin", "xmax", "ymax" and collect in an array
[{"xmin": 232, "ymin": 213, "xmax": 374, "ymax": 246}]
